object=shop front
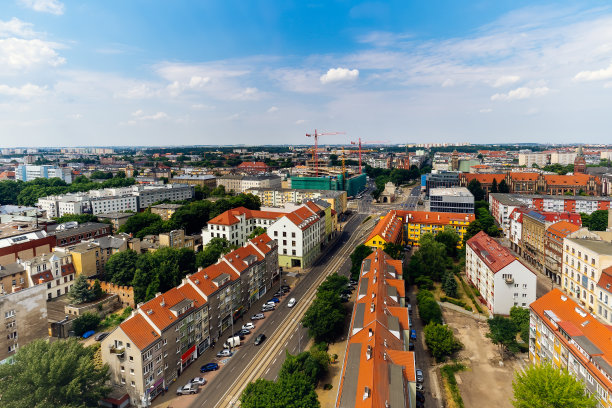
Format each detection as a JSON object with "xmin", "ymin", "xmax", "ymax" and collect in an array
[
  {"xmin": 181, "ymin": 345, "xmax": 197, "ymax": 370},
  {"xmin": 197, "ymin": 337, "xmax": 210, "ymax": 355},
  {"xmin": 148, "ymin": 377, "xmax": 165, "ymax": 401}
]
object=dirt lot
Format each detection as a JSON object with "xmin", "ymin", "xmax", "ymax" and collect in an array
[{"xmin": 443, "ymin": 308, "xmax": 527, "ymax": 408}]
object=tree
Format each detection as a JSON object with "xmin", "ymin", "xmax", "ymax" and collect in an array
[
  {"xmin": 302, "ymin": 291, "xmax": 345, "ymax": 342},
  {"xmin": 408, "ymin": 234, "xmax": 451, "ymax": 282},
  {"xmin": 72, "ymin": 312, "xmax": 102, "ymax": 336},
  {"xmin": 487, "ymin": 315, "xmax": 519, "ymax": 359},
  {"xmin": 105, "ymin": 250, "xmax": 139, "ymax": 285},
  {"xmin": 0, "ymin": 339, "xmax": 109, "ymax": 408},
  {"xmin": 510, "ymin": 306, "xmax": 530, "ymax": 343},
  {"xmin": 248, "ymin": 226, "xmax": 267, "ymax": 239},
  {"xmin": 417, "ymin": 290, "xmax": 443, "ymax": 325},
  {"xmin": 240, "ymin": 373, "xmax": 320, "ymax": 408},
  {"xmin": 383, "ymin": 242, "xmax": 404, "ymax": 259},
  {"xmin": 197, "ymin": 238, "xmax": 235, "ymax": 269},
  {"xmin": 498, "ymin": 179, "xmax": 510, "ymax": 193},
  {"xmin": 586, "ymin": 210, "xmax": 608, "ymax": 231},
  {"xmin": 491, "ymin": 178, "xmax": 499, "ymax": 193},
  {"xmin": 424, "ymin": 322, "xmax": 462, "ymax": 362},
  {"xmin": 69, "ymin": 274, "xmax": 102, "ymax": 304},
  {"xmin": 414, "ymin": 275, "xmax": 434, "ymax": 290},
  {"xmin": 512, "ymin": 363, "xmax": 597, "ymax": 408},
  {"xmin": 467, "ymin": 179, "xmax": 485, "ymax": 201},
  {"xmin": 350, "ymin": 245, "xmax": 373, "ymax": 279},
  {"xmin": 442, "ymin": 272, "xmax": 459, "ymax": 299},
  {"xmin": 317, "ymin": 273, "xmax": 348, "ymax": 296},
  {"xmin": 435, "ymin": 227, "xmax": 460, "ymax": 257},
  {"xmin": 279, "ymin": 350, "xmax": 330, "ymax": 385}
]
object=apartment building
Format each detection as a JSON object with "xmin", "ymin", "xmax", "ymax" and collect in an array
[
  {"xmin": 15, "ymin": 164, "xmax": 72, "ymax": 183},
  {"xmin": 0, "ymin": 263, "xmax": 29, "ymax": 295},
  {"xmin": 364, "ymin": 210, "xmax": 404, "ymax": 250},
  {"xmin": 202, "ymin": 207, "xmax": 285, "ymax": 247},
  {"xmin": 247, "ymin": 188, "xmax": 347, "ymax": 214},
  {"xmin": 17, "ymin": 251, "xmax": 76, "ymax": 300},
  {"xmin": 429, "ymin": 187, "xmax": 475, "ymax": 214},
  {"xmin": 398, "ymin": 210, "xmax": 475, "ymax": 247},
  {"xmin": 529, "ymin": 289, "xmax": 612, "ymax": 408},
  {"xmin": 596, "ymin": 267, "xmax": 612, "ymax": 325},
  {"xmin": 544, "ymin": 221, "xmax": 581, "ymax": 285},
  {"xmin": 268, "ymin": 203, "xmax": 324, "ymax": 268},
  {"xmin": 97, "ymin": 212, "xmax": 134, "ymax": 232},
  {"xmin": 335, "ymin": 248, "xmax": 415, "ymax": 408},
  {"xmin": 170, "ymin": 174, "xmax": 216, "ymax": 188},
  {"xmin": 216, "ymin": 174, "xmax": 281, "ymax": 193},
  {"xmin": 134, "ymin": 184, "xmax": 193, "ymax": 209},
  {"xmin": 562, "ymin": 234, "xmax": 612, "ymax": 313},
  {"xmin": 461, "ymin": 173, "xmax": 602, "ymax": 197},
  {"xmin": 518, "ymin": 152, "xmax": 549, "ymax": 168},
  {"xmin": 0, "ymin": 284, "xmax": 47, "ymax": 364},
  {"xmin": 466, "ymin": 231, "xmax": 536, "ymax": 314},
  {"xmin": 150, "ymin": 203, "xmax": 183, "ymax": 221},
  {"xmin": 52, "ymin": 222, "xmax": 111, "ymax": 247},
  {"xmin": 0, "ymin": 224, "xmax": 56, "ymax": 264}
]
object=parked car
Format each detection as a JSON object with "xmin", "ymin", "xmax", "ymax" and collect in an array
[
  {"xmin": 408, "ymin": 304, "xmax": 412, "ymax": 315},
  {"xmin": 242, "ymin": 323, "xmax": 255, "ymax": 330},
  {"xmin": 200, "ymin": 363, "xmax": 219, "ymax": 373},
  {"xmin": 237, "ymin": 329, "xmax": 250, "ymax": 336},
  {"xmin": 409, "ymin": 317, "xmax": 413, "ymax": 328},
  {"xmin": 224, "ymin": 336, "xmax": 241, "ymax": 348},
  {"xmin": 82, "ymin": 330, "xmax": 95, "ymax": 339},
  {"xmin": 408, "ymin": 342, "xmax": 415, "ymax": 351},
  {"xmin": 176, "ymin": 383, "xmax": 199, "ymax": 395},
  {"xmin": 94, "ymin": 332, "xmax": 109, "ymax": 341},
  {"xmin": 340, "ymin": 294, "xmax": 350, "ymax": 303},
  {"xmin": 287, "ymin": 298, "xmax": 296, "ymax": 308},
  {"xmin": 410, "ymin": 329, "xmax": 417, "ymax": 341},
  {"xmin": 281, "ymin": 285, "xmax": 290, "ymax": 291},
  {"xmin": 416, "ymin": 391, "xmax": 425, "ymax": 402},
  {"xmin": 416, "ymin": 383, "xmax": 424, "ymax": 391},
  {"xmin": 268, "ymin": 297, "xmax": 280, "ymax": 303},
  {"xmin": 216, "ymin": 349, "xmax": 233, "ymax": 358},
  {"xmin": 341, "ymin": 289, "xmax": 353, "ymax": 295},
  {"xmin": 262, "ymin": 304, "xmax": 274, "ymax": 312},
  {"xmin": 254, "ymin": 333, "xmax": 266, "ymax": 345},
  {"xmin": 251, "ymin": 313, "xmax": 265, "ymax": 320},
  {"xmin": 349, "ymin": 280, "xmax": 358, "ymax": 286},
  {"xmin": 274, "ymin": 291, "xmax": 284, "ymax": 297},
  {"xmin": 416, "ymin": 369, "xmax": 424, "ymax": 383},
  {"xmin": 189, "ymin": 377, "xmax": 207, "ymax": 386}
]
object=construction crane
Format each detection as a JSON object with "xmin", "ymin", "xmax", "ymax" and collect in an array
[
  {"xmin": 305, "ymin": 129, "xmax": 345, "ymax": 176},
  {"xmin": 351, "ymin": 138, "xmax": 391, "ymax": 173}
]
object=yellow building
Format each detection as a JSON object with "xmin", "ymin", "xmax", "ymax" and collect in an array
[
  {"xmin": 247, "ymin": 188, "xmax": 347, "ymax": 214},
  {"xmin": 530, "ymin": 289, "xmax": 612, "ymax": 408},
  {"xmin": 56, "ymin": 242, "xmax": 102, "ymax": 277},
  {"xmin": 364, "ymin": 210, "xmax": 404, "ymax": 249},
  {"xmin": 398, "ymin": 210, "xmax": 475, "ymax": 247},
  {"xmin": 150, "ymin": 203, "xmax": 183, "ymax": 221}
]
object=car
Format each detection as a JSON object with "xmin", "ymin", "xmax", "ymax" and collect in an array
[
  {"xmin": 200, "ymin": 363, "xmax": 219, "ymax": 372},
  {"xmin": 254, "ymin": 333, "xmax": 266, "ymax": 345},
  {"xmin": 232, "ymin": 332, "xmax": 246, "ymax": 340},
  {"xmin": 273, "ymin": 291, "xmax": 284, "ymax": 297},
  {"xmin": 189, "ymin": 377, "xmax": 207, "ymax": 386},
  {"xmin": 410, "ymin": 329, "xmax": 417, "ymax": 341},
  {"xmin": 416, "ymin": 383, "xmax": 424, "ymax": 391},
  {"xmin": 237, "ymin": 329, "xmax": 250, "ymax": 336},
  {"xmin": 408, "ymin": 341, "xmax": 415, "ymax": 351},
  {"xmin": 416, "ymin": 391, "xmax": 425, "ymax": 402},
  {"xmin": 349, "ymin": 280, "xmax": 358, "ymax": 286},
  {"xmin": 416, "ymin": 369, "xmax": 424, "ymax": 383},
  {"xmin": 262, "ymin": 305, "xmax": 274, "ymax": 312},
  {"xmin": 264, "ymin": 301, "xmax": 276, "ymax": 307},
  {"xmin": 409, "ymin": 317, "xmax": 413, "ymax": 328},
  {"xmin": 251, "ymin": 313, "xmax": 265, "ymax": 320},
  {"xmin": 340, "ymin": 294, "xmax": 350, "ymax": 303},
  {"xmin": 281, "ymin": 285, "xmax": 290, "ymax": 291},
  {"xmin": 341, "ymin": 289, "xmax": 353, "ymax": 295},
  {"xmin": 287, "ymin": 298, "xmax": 296, "ymax": 308},
  {"xmin": 269, "ymin": 297, "xmax": 280, "ymax": 303},
  {"xmin": 216, "ymin": 349, "xmax": 233, "ymax": 358},
  {"xmin": 82, "ymin": 330, "xmax": 95, "ymax": 339},
  {"xmin": 176, "ymin": 383, "xmax": 199, "ymax": 395},
  {"xmin": 94, "ymin": 332, "xmax": 109, "ymax": 341},
  {"xmin": 242, "ymin": 323, "xmax": 255, "ymax": 330}
]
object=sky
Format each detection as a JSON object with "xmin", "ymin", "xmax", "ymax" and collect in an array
[{"xmin": 2, "ymin": 0, "xmax": 612, "ymax": 147}]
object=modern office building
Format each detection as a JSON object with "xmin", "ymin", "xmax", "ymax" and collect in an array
[
  {"xmin": 429, "ymin": 187, "xmax": 474, "ymax": 214},
  {"xmin": 15, "ymin": 164, "xmax": 73, "ymax": 183}
]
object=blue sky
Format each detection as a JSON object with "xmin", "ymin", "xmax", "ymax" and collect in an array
[{"xmin": 1, "ymin": 0, "xmax": 612, "ymax": 147}]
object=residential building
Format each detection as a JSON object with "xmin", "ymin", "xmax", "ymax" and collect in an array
[
  {"xmin": 550, "ymin": 151, "xmax": 577, "ymax": 165},
  {"xmin": 158, "ymin": 229, "xmax": 196, "ymax": 251},
  {"xmin": 0, "ymin": 263, "xmax": 29, "ymax": 295},
  {"xmin": 15, "ymin": 164, "xmax": 73, "ymax": 183},
  {"xmin": 97, "ymin": 212, "xmax": 134, "ymax": 232},
  {"xmin": 429, "ymin": 187, "xmax": 474, "ymax": 214},
  {"xmin": 202, "ymin": 207, "xmax": 285, "ymax": 248},
  {"xmin": 0, "ymin": 284, "xmax": 47, "ymax": 364},
  {"xmin": 529, "ymin": 289, "xmax": 612, "ymax": 408},
  {"xmin": 170, "ymin": 174, "xmax": 216, "ymax": 188},
  {"xmin": 0, "ymin": 224, "xmax": 56, "ymax": 264},
  {"xmin": 18, "ymin": 251, "xmax": 76, "ymax": 300},
  {"xmin": 460, "ymin": 173, "xmax": 602, "ymax": 197},
  {"xmin": 268, "ymin": 203, "xmax": 324, "ymax": 268},
  {"xmin": 216, "ymin": 174, "xmax": 281, "ymax": 193},
  {"xmin": 544, "ymin": 221, "xmax": 581, "ymax": 285},
  {"xmin": 518, "ymin": 152, "xmax": 549, "ymax": 168},
  {"xmin": 150, "ymin": 204, "xmax": 183, "ymax": 221},
  {"xmin": 595, "ymin": 267, "xmax": 612, "ymax": 325},
  {"xmin": 335, "ymin": 248, "xmax": 415, "ymax": 408},
  {"xmin": 236, "ymin": 161, "xmax": 269, "ymax": 174},
  {"xmin": 52, "ymin": 222, "xmax": 111, "ymax": 247},
  {"xmin": 466, "ymin": 231, "xmax": 536, "ymax": 314},
  {"xmin": 57, "ymin": 241, "xmax": 103, "ymax": 277},
  {"xmin": 364, "ymin": 210, "xmax": 404, "ymax": 250},
  {"xmin": 562, "ymin": 234, "xmax": 612, "ymax": 313},
  {"xmin": 247, "ymin": 188, "xmax": 347, "ymax": 213},
  {"xmin": 216, "ymin": 175, "xmax": 243, "ymax": 193},
  {"xmin": 131, "ymin": 184, "xmax": 194, "ymax": 210},
  {"xmin": 398, "ymin": 210, "xmax": 475, "ymax": 247}
]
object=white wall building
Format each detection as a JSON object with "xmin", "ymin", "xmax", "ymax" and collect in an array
[
  {"xmin": 550, "ymin": 151, "xmax": 577, "ymax": 165},
  {"xmin": 201, "ymin": 207, "xmax": 285, "ymax": 247},
  {"xmin": 15, "ymin": 165, "xmax": 73, "ymax": 184},
  {"xmin": 518, "ymin": 152, "xmax": 549, "ymax": 168},
  {"xmin": 466, "ymin": 231, "xmax": 537, "ymax": 315},
  {"xmin": 19, "ymin": 251, "xmax": 76, "ymax": 300}
]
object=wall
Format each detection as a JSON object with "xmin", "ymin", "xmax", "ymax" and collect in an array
[
  {"xmin": 65, "ymin": 293, "xmax": 121, "ymax": 317},
  {"xmin": 89, "ymin": 279, "xmax": 135, "ymax": 308}
]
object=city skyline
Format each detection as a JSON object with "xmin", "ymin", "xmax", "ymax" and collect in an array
[{"xmin": 2, "ymin": 0, "xmax": 612, "ymax": 146}]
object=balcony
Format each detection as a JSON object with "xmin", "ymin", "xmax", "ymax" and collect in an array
[
  {"xmin": 110, "ymin": 346, "xmax": 125, "ymax": 358},
  {"xmin": 505, "ymin": 276, "xmax": 514, "ymax": 284}
]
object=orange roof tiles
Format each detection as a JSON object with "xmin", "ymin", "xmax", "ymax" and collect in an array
[
  {"xmin": 119, "ymin": 313, "xmax": 160, "ymax": 350},
  {"xmin": 284, "ymin": 203, "xmax": 320, "ymax": 231},
  {"xmin": 207, "ymin": 206, "xmax": 286, "ymax": 226},
  {"xmin": 366, "ymin": 210, "xmax": 403, "ymax": 244},
  {"xmin": 462, "ymin": 173, "xmax": 506, "ymax": 184},
  {"xmin": 466, "ymin": 231, "xmax": 519, "ymax": 273},
  {"xmin": 544, "ymin": 174, "xmax": 599, "ymax": 185},
  {"xmin": 397, "ymin": 210, "xmax": 475, "ymax": 225},
  {"xmin": 546, "ymin": 220, "xmax": 581, "ymax": 244},
  {"xmin": 597, "ymin": 267, "xmax": 612, "ymax": 292}
]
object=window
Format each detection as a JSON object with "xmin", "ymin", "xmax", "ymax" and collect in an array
[
  {"xmin": 131, "ymin": 381, "xmax": 135, "ymax": 387},
  {"xmin": 130, "ymin": 368, "xmax": 134, "ymax": 374}
]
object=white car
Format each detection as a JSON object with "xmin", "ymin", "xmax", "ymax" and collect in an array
[
  {"xmin": 264, "ymin": 301, "xmax": 276, "ymax": 307},
  {"xmin": 190, "ymin": 377, "xmax": 207, "ymax": 386},
  {"xmin": 288, "ymin": 298, "xmax": 296, "ymax": 308},
  {"xmin": 176, "ymin": 383, "xmax": 199, "ymax": 395},
  {"xmin": 242, "ymin": 323, "xmax": 255, "ymax": 330}
]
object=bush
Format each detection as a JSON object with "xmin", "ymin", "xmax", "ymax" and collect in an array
[
  {"xmin": 324, "ymin": 383, "xmax": 333, "ymax": 390},
  {"xmin": 459, "ymin": 276, "xmax": 484, "ymax": 314},
  {"xmin": 441, "ymin": 363, "xmax": 466, "ymax": 408},
  {"xmin": 440, "ymin": 296, "xmax": 471, "ymax": 311},
  {"xmin": 414, "ymin": 275, "xmax": 434, "ymax": 290},
  {"xmin": 417, "ymin": 290, "xmax": 443, "ymax": 325},
  {"xmin": 424, "ymin": 322, "xmax": 462, "ymax": 362},
  {"xmin": 442, "ymin": 272, "xmax": 459, "ymax": 298},
  {"xmin": 72, "ymin": 312, "xmax": 101, "ymax": 337}
]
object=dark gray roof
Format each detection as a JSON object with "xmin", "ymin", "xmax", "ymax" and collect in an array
[
  {"xmin": 362, "ymin": 258, "xmax": 371, "ymax": 275},
  {"xmin": 353, "ymin": 303, "xmax": 365, "ymax": 331},
  {"xmin": 386, "ymin": 264, "xmax": 396, "ymax": 276},
  {"xmin": 338, "ymin": 343, "xmax": 361, "ymax": 408},
  {"xmin": 593, "ymin": 356, "xmax": 612, "ymax": 379},
  {"xmin": 388, "ymin": 363, "xmax": 407, "ymax": 408},
  {"xmin": 0, "ymin": 263, "xmax": 25, "ymax": 278},
  {"xmin": 388, "ymin": 315, "xmax": 400, "ymax": 333},
  {"xmin": 53, "ymin": 222, "xmax": 109, "ymax": 239},
  {"xmin": 359, "ymin": 278, "xmax": 369, "ymax": 297},
  {"xmin": 387, "ymin": 285, "xmax": 398, "ymax": 299},
  {"xmin": 574, "ymin": 335, "xmax": 603, "ymax": 356},
  {"xmin": 170, "ymin": 299, "xmax": 193, "ymax": 313}
]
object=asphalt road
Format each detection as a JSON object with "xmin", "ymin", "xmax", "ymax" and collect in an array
[{"xmin": 186, "ymin": 212, "xmax": 372, "ymax": 408}]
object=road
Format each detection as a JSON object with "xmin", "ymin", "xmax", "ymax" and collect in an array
[{"xmin": 185, "ymin": 212, "xmax": 378, "ymax": 408}]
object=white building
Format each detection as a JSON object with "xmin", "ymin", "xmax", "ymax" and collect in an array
[
  {"xmin": 201, "ymin": 207, "xmax": 285, "ymax": 247},
  {"xmin": 18, "ymin": 251, "xmax": 76, "ymax": 300},
  {"xmin": 15, "ymin": 164, "xmax": 73, "ymax": 184},
  {"xmin": 518, "ymin": 152, "xmax": 549, "ymax": 168},
  {"xmin": 595, "ymin": 266, "xmax": 612, "ymax": 325},
  {"xmin": 465, "ymin": 231, "xmax": 537, "ymax": 315},
  {"xmin": 550, "ymin": 151, "xmax": 577, "ymax": 165}
]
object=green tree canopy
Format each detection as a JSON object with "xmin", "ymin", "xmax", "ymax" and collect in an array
[
  {"xmin": 248, "ymin": 226, "xmax": 267, "ymax": 240},
  {"xmin": 467, "ymin": 179, "xmax": 485, "ymax": 201},
  {"xmin": 350, "ymin": 244, "xmax": 373, "ymax": 280},
  {"xmin": 383, "ymin": 242, "xmax": 404, "ymax": 259},
  {"xmin": 435, "ymin": 227, "xmax": 460, "ymax": 257},
  {"xmin": 423, "ymin": 322, "xmax": 462, "ymax": 362},
  {"xmin": 302, "ymin": 290, "xmax": 345, "ymax": 342},
  {"xmin": 510, "ymin": 306, "xmax": 530, "ymax": 343},
  {"xmin": 69, "ymin": 274, "xmax": 103, "ymax": 304},
  {"xmin": 0, "ymin": 339, "xmax": 110, "ymax": 408},
  {"xmin": 442, "ymin": 271, "xmax": 459, "ymax": 299},
  {"xmin": 72, "ymin": 312, "xmax": 102, "ymax": 336},
  {"xmin": 487, "ymin": 315, "xmax": 519, "ymax": 359},
  {"xmin": 584, "ymin": 210, "xmax": 608, "ymax": 231},
  {"xmin": 196, "ymin": 238, "xmax": 236, "ymax": 269},
  {"xmin": 512, "ymin": 364, "xmax": 597, "ymax": 408},
  {"xmin": 279, "ymin": 350, "xmax": 330, "ymax": 385},
  {"xmin": 317, "ymin": 273, "xmax": 349, "ymax": 297},
  {"xmin": 105, "ymin": 250, "xmax": 140, "ymax": 286}
]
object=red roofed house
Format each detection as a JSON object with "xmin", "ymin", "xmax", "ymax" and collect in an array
[
  {"xmin": 19, "ymin": 251, "xmax": 76, "ymax": 300},
  {"xmin": 237, "ymin": 161, "xmax": 269, "ymax": 174},
  {"xmin": 201, "ymin": 206, "xmax": 286, "ymax": 247},
  {"xmin": 101, "ymin": 233, "xmax": 278, "ymax": 406},
  {"xmin": 466, "ymin": 231, "xmax": 536, "ymax": 314},
  {"xmin": 544, "ymin": 220, "xmax": 581, "ymax": 285},
  {"xmin": 335, "ymin": 248, "xmax": 415, "ymax": 408}
]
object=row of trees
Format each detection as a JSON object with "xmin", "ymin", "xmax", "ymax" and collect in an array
[
  {"xmin": 580, "ymin": 210, "xmax": 608, "ymax": 231},
  {"xmin": 0, "ymin": 174, "xmax": 136, "ymax": 206},
  {"xmin": 302, "ymin": 274, "xmax": 349, "ymax": 343},
  {"xmin": 364, "ymin": 165, "xmax": 424, "ymax": 200},
  {"xmin": 118, "ymin": 193, "xmax": 261, "ymax": 237}
]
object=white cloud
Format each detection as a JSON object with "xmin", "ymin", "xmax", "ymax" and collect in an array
[
  {"xmin": 115, "ymin": 83, "xmax": 158, "ymax": 99},
  {"xmin": 493, "ymin": 75, "xmax": 520, "ymax": 87},
  {"xmin": 295, "ymin": 119, "xmax": 306, "ymax": 125},
  {"xmin": 491, "ymin": 86, "xmax": 550, "ymax": 101},
  {"xmin": 479, "ymin": 108, "xmax": 493, "ymax": 113},
  {"xmin": 67, "ymin": 113, "xmax": 82, "ymax": 119},
  {"xmin": 574, "ymin": 63, "xmax": 612, "ymax": 81},
  {"xmin": 19, "ymin": 0, "xmax": 64, "ymax": 15},
  {"xmin": 604, "ymin": 82, "xmax": 612, "ymax": 88},
  {"xmin": 267, "ymin": 106, "xmax": 279, "ymax": 113},
  {"xmin": 231, "ymin": 87, "xmax": 260, "ymax": 101},
  {"xmin": 188, "ymin": 75, "xmax": 210, "ymax": 88},
  {"xmin": 191, "ymin": 104, "xmax": 215, "ymax": 110},
  {"xmin": 0, "ymin": 38, "xmax": 65, "ymax": 70},
  {"xmin": 320, "ymin": 67, "xmax": 359, "ymax": 84},
  {"xmin": 0, "ymin": 18, "xmax": 36, "ymax": 38},
  {"xmin": 0, "ymin": 83, "xmax": 46, "ymax": 98},
  {"xmin": 441, "ymin": 78, "xmax": 454, "ymax": 87}
]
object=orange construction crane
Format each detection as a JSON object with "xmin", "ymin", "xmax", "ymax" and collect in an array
[
  {"xmin": 351, "ymin": 138, "xmax": 391, "ymax": 173},
  {"xmin": 306, "ymin": 129, "xmax": 345, "ymax": 176}
]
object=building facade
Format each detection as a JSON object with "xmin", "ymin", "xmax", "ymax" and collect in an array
[
  {"xmin": 429, "ymin": 187, "xmax": 475, "ymax": 213},
  {"xmin": 201, "ymin": 207, "xmax": 285, "ymax": 248},
  {"xmin": 398, "ymin": 210, "xmax": 475, "ymax": 247},
  {"xmin": 15, "ymin": 164, "xmax": 72, "ymax": 183}
]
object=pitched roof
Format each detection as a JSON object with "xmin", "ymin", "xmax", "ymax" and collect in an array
[
  {"xmin": 366, "ymin": 210, "xmax": 403, "ymax": 244},
  {"xmin": 546, "ymin": 220, "xmax": 581, "ymax": 243},
  {"xmin": 467, "ymin": 231, "xmax": 523, "ymax": 273},
  {"xmin": 544, "ymin": 173, "xmax": 598, "ymax": 185},
  {"xmin": 237, "ymin": 161, "xmax": 268, "ymax": 168},
  {"xmin": 119, "ymin": 313, "xmax": 160, "ymax": 350},
  {"xmin": 462, "ymin": 173, "xmax": 506, "ymax": 184},
  {"xmin": 207, "ymin": 206, "xmax": 286, "ymax": 226},
  {"xmin": 284, "ymin": 203, "xmax": 320, "ymax": 231},
  {"xmin": 397, "ymin": 210, "xmax": 475, "ymax": 225},
  {"xmin": 597, "ymin": 267, "xmax": 612, "ymax": 293}
]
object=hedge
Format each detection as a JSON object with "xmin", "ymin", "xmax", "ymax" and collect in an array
[
  {"xmin": 440, "ymin": 296, "xmax": 472, "ymax": 312},
  {"xmin": 440, "ymin": 363, "xmax": 466, "ymax": 408}
]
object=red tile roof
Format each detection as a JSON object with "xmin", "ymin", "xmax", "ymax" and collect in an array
[
  {"xmin": 366, "ymin": 210, "xmax": 403, "ymax": 244},
  {"xmin": 284, "ymin": 204, "xmax": 320, "ymax": 231},
  {"xmin": 462, "ymin": 173, "xmax": 506, "ymax": 184},
  {"xmin": 546, "ymin": 220, "xmax": 581, "ymax": 243},
  {"xmin": 544, "ymin": 174, "xmax": 598, "ymax": 185},
  {"xmin": 119, "ymin": 313, "xmax": 160, "ymax": 350},
  {"xmin": 398, "ymin": 210, "xmax": 475, "ymax": 225},
  {"xmin": 466, "ymin": 231, "xmax": 519, "ymax": 273},
  {"xmin": 237, "ymin": 161, "xmax": 268, "ymax": 169},
  {"xmin": 207, "ymin": 206, "xmax": 286, "ymax": 226},
  {"xmin": 597, "ymin": 267, "xmax": 612, "ymax": 292}
]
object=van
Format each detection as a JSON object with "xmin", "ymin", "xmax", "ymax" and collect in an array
[{"xmin": 223, "ymin": 336, "xmax": 241, "ymax": 348}]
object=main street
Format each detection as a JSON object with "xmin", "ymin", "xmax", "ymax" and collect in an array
[{"xmin": 187, "ymin": 212, "xmax": 378, "ymax": 408}]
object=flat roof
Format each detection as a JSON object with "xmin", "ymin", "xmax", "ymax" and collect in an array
[
  {"xmin": 566, "ymin": 237, "xmax": 612, "ymax": 254},
  {"xmin": 430, "ymin": 187, "xmax": 474, "ymax": 197}
]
